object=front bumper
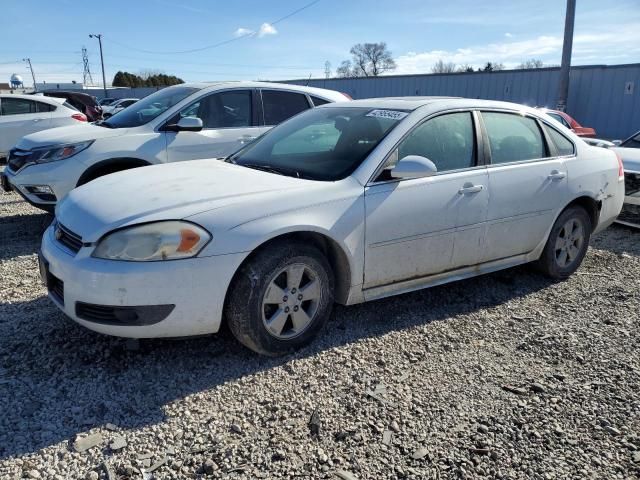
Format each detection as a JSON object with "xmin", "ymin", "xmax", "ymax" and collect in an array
[
  {"xmin": 616, "ymin": 171, "xmax": 640, "ymax": 228},
  {"xmin": 40, "ymin": 224, "xmax": 249, "ymax": 338},
  {"xmin": 3, "ymin": 156, "xmax": 85, "ymax": 209}
]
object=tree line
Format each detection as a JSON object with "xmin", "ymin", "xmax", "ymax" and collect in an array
[
  {"xmin": 332, "ymin": 42, "xmax": 549, "ymax": 78},
  {"xmin": 112, "ymin": 71, "xmax": 184, "ymax": 88}
]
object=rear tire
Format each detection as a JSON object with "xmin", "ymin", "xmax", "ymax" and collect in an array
[
  {"xmin": 536, "ymin": 206, "xmax": 592, "ymax": 279},
  {"xmin": 224, "ymin": 241, "xmax": 334, "ymax": 356}
]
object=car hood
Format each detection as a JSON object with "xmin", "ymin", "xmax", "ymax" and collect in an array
[
  {"xmin": 56, "ymin": 160, "xmax": 315, "ymax": 242},
  {"xmin": 16, "ymin": 123, "xmax": 129, "ymax": 150},
  {"xmin": 612, "ymin": 147, "xmax": 640, "ymax": 172}
]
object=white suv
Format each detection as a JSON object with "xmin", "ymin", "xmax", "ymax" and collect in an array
[
  {"xmin": 0, "ymin": 94, "xmax": 87, "ymax": 161},
  {"xmin": 2, "ymin": 82, "xmax": 349, "ymax": 211}
]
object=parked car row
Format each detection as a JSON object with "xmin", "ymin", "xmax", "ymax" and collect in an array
[
  {"xmin": 2, "ymin": 82, "xmax": 349, "ymax": 210},
  {"xmin": 0, "ymin": 84, "xmax": 628, "ymax": 355}
]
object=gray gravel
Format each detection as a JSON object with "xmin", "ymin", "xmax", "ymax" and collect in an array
[{"xmin": 1, "ymin": 188, "xmax": 639, "ymax": 479}]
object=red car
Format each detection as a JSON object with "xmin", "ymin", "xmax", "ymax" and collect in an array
[{"xmin": 538, "ymin": 108, "xmax": 596, "ymax": 138}]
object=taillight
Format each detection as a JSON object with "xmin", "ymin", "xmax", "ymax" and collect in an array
[
  {"xmin": 615, "ymin": 151, "xmax": 624, "ymax": 181},
  {"xmin": 71, "ymin": 113, "xmax": 87, "ymax": 122},
  {"xmin": 341, "ymin": 92, "xmax": 353, "ymax": 100}
]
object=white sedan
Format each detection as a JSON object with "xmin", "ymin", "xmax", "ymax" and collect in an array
[
  {"xmin": 40, "ymin": 98, "xmax": 624, "ymax": 355},
  {"xmin": 100, "ymin": 97, "xmax": 138, "ymax": 118}
]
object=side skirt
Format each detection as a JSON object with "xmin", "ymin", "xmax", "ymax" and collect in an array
[{"xmin": 361, "ymin": 253, "xmax": 535, "ymax": 303}]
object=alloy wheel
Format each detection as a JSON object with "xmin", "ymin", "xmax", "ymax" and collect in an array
[
  {"xmin": 261, "ymin": 263, "xmax": 322, "ymax": 340},
  {"xmin": 554, "ymin": 218, "xmax": 585, "ymax": 268}
]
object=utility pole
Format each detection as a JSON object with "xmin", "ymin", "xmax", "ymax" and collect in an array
[
  {"xmin": 89, "ymin": 33, "xmax": 107, "ymax": 98},
  {"xmin": 22, "ymin": 58, "xmax": 36, "ymax": 90},
  {"xmin": 556, "ymin": 0, "xmax": 576, "ymax": 112}
]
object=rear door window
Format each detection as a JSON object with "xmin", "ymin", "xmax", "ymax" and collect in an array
[
  {"xmin": 482, "ymin": 112, "xmax": 546, "ymax": 164},
  {"xmin": 1, "ymin": 98, "xmax": 36, "ymax": 115},
  {"xmin": 36, "ymin": 102, "xmax": 55, "ymax": 112},
  {"xmin": 261, "ymin": 90, "xmax": 311, "ymax": 126}
]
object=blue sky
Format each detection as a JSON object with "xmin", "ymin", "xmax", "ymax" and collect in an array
[{"xmin": 1, "ymin": 0, "xmax": 639, "ymax": 86}]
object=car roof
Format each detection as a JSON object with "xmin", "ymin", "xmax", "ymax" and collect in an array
[
  {"xmin": 320, "ymin": 96, "xmax": 542, "ymax": 112},
  {"xmin": 179, "ymin": 81, "xmax": 348, "ymax": 101},
  {"xmin": 1, "ymin": 93, "xmax": 67, "ymax": 105}
]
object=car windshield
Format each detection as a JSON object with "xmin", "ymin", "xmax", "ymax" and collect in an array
[
  {"xmin": 621, "ymin": 131, "xmax": 640, "ymax": 149},
  {"xmin": 103, "ymin": 86, "xmax": 200, "ymax": 128},
  {"xmin": 228, "ymin": 106, "xmax": 406, "ymax": 181}
]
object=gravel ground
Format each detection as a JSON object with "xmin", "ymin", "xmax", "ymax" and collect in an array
[{"xmin": 0, "ymin": 188, "xmax": 639, "ymax": 480}]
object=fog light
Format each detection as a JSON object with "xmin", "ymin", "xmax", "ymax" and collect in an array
[{"xmin": 25, "ymin": 185, "xmax": 54, "ymax": 195}]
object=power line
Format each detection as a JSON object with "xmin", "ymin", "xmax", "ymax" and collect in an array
[{"xmin": 103, "ymin": 0, "xmax": 321, "ymax": 55}]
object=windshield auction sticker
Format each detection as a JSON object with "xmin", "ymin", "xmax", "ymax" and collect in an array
[{"xmin": 366, "ymin": 109, "xmax": 409, "ymax": 120}]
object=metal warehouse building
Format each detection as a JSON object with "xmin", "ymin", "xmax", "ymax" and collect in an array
[{"xmin": 286, "ymin": 63, "xmax": 640, "ymax": 140}]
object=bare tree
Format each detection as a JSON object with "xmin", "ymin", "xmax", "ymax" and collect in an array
[
  {"xmin": 336, "ymin": 60, "xmax": 355, "ymax": 78},
  {"xmin": 431, "ymin": 59, "xmax": 457, "ymax": 73},
  {"xmin": 457, "ymin": 64, "xmax": 475, "ymax": 73},
  {"xmin": 338, "ymin": 42, "xmax": 396, "ymax": 77},
  {"xmin": 517, "ymin": 59, "xmax": 544, "ymax": 69}
]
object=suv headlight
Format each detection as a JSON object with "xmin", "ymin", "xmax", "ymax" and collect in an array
[
  {"xmin": 92, "ymin": 221, "xmax": 211, "ymax": 261},
  {"xmin": 30, "ymin": 140, "xmax": 94, "ymax": 164}
]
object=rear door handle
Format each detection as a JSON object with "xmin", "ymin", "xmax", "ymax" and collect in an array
[
  {"xmin": 548, "ymin": 170, "xmax": 566, "ymax": 181},
  {"xmin": 458, "ymin": 183, "xmax": 484, "ymax": 195}
]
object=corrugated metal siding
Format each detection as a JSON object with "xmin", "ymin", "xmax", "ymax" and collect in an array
[{"xmin": 285, "ymin": 64, "xmax": 640, "ymax": 139}]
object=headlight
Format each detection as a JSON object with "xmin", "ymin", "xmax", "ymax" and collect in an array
[
  {"xmin": 92, "ymin": 221, "xmax": 211, "ymax": 261},
  {"xmin": 30, "ymin": 140, "xmax": 94, "ymax": 164}
]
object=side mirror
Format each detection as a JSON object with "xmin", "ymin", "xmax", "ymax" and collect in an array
[
  {"xmin": 612, "ymin": 140, "xmax": 622, "ymax": 146},
  {"xmin": 166, "ymin": 117, "xmax": 203, "ymax": 132},
  {"xmin": 390, "ymin": 155, "xmax": 438, "ymax": 180}
]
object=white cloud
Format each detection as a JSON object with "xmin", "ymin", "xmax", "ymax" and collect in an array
[
  {"xmin": 233, "ymin": 23, "xmax": 277, "ymax": 39},
  {"xmin": 234, "ymin": 27, "xmax": 255, "ymax": 38},
  {"xmin": 257, "ymin": 23, "xmax": 277, "ymax": 38},
  {"xmin": 504, "ymin": 32, "xmax": 513, "ymax": 38}
]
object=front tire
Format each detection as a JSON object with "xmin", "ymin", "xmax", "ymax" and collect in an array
[
  {"xmin": 225, "ymin": 241, "xmax": 334, "ymax": 356},
  {"xmin": 536, "ymin": 206, "xmax": 592, "ymax": 279}
]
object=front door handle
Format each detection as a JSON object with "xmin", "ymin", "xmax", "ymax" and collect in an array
[
  {"xmin": 238, "ymin": 135, "xmax": 257, "ymax": 144},
  {"xmin": 548, "ymin": 170, "xmax": 566, "ymax": 181},
  {"xmin": 458, "ymin": 183, "xmax": 484, "ymax": 195}
]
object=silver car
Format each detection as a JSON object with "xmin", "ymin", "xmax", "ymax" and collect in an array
[{"xmin": 612, "ymin": 130, "xmax": 640, "ymax": 227}]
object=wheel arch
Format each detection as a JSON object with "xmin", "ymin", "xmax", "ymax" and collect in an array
[
  {"xmin": 563, "ymin": 195, "xmax": 601, "ymax": 232},
  {"xmin": 224, "ymin": 230, "xmax": 354, "ymax": 307},
  {"xmin": 77, "ymin": 157, "xmax": 152, "ymax": 186}
]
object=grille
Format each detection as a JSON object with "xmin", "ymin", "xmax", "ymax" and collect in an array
[
  {"xmin": 55, "ymin": 223, "xmax": 83, "ymax": 253},
  {"xmin": 625, "ymin": 171, "xmax": 640, "ymax": 197},
  {"xmin": 49, "ymin": 274, "xmax": 64, "ymax": 305},
  {"xmin": 7, "ymin": 148, "xmax": 33, "ymax": 173}
]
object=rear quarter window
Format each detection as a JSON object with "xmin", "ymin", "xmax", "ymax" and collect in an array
[
  {"xmin": 545, "ymin": 125, "xmax": 575, "ymax": 156},
  {"xmin": 310, "ymin": 95, "xmax": 330, "ymax": 106}
]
